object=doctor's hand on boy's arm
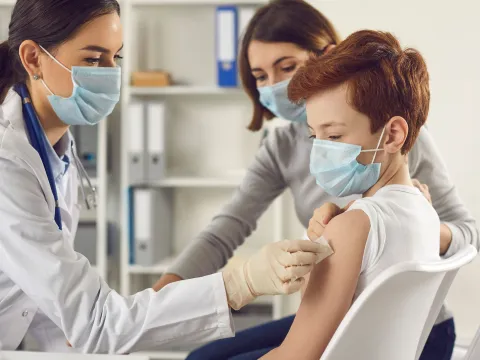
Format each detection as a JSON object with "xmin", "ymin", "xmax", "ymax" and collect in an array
[{"xmin": 222, "ymin": 239, "xmax": 333, "ymax": 310}]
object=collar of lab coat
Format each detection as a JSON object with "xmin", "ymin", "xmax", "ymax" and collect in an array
[
  {"xmin": 0, "ymin": 88, "xmax": 29, "ymax": 142},
  {"xmin": 46, "ymin": 131, "xmax": 72, "ymax": 182},
  {"xmin": 1, "ymin": 88, "xmax": 73, "ymax": 182}
]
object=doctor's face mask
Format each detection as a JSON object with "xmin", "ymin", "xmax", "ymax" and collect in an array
[
  {"xmin": 307, "ymin": 85, "xmax": 388, "ymax": 197},
  {"xmin": 39, "ymin": 45, "xmax": 121, "ymax": 126},
  {"xmin": 35, "ymin": 12, "xmax": 123, "ymax": 126}
]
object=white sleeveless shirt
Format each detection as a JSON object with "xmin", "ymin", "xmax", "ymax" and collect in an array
[{"xmin": 349, "ymin": 185, "xmax": 441, "ymax": 299}]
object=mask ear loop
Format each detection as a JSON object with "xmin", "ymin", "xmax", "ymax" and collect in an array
[
  {"xmin": 39, "ymin": 45, "xmax": 72, "ymax": 73},
  {"xmin": 371, "ymin": 126, "xmax": 387, "ymax": 164},
  {"xmin": 38, "ymin": 45, "xmax": 72, "ymax": 97},
  {"xmin": 40, "ymin": 79, "xmax": 54, "ymax": 96}
]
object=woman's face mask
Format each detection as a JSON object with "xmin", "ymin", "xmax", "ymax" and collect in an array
[
  {"xmin": 258, "ymin": 78, "xmax": 307, "ymax": 123},
  {"xmin": 248, "ymin": 40, "xmax": 309, "ymax": 122}
]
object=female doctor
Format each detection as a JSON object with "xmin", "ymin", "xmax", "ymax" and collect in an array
[{"xmin": 0, "ymin": 0, "xmax": 331, "ymax": 354}]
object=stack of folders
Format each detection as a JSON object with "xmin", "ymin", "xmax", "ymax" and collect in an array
[
  {"xmin": 127, "ymin": 101, "xmax": 166, "ymax": 184},
  {"xmin": 128, "ymin": 187, "xmax": 172, "ymax": 266},
  {"xmin": 127, "ymin": 101, "xmax": 171, "ymax": 266},
  {"xmin": 216, "ymin": 6, "xmax": 257, "ymax": 87}
]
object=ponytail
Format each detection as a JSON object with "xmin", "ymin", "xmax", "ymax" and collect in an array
[{"xmin": 0, "ymin": 41, "xmax": 15, "ymax": 103}]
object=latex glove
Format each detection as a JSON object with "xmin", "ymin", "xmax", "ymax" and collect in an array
[{"xmin": 222, "ymin": 239, "xmax": 333, "ymax": 310}]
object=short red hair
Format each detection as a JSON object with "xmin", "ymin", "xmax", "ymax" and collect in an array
[{"xmin": 288, "ymin": 30, "xmax": 430, "ymax": 153}]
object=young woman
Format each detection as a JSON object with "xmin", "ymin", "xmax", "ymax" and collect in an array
[
  {"xmin": 0, "ymin": 0, "xmax": 328, "ymax": 353},
  {"xmin": 153, "ymin": 1, "xmax": 478, "ymax": 359}
]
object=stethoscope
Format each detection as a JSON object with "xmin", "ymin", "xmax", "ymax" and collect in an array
[{"xmin": 13, "ymin": 83, "xmax": 97, "ymax": 230}]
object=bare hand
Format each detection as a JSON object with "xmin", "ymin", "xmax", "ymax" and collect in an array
[
  {"xmin": 412, "ymin": 179, "xmax": 432, "ymax": 204},
  {"xmin": 307, "ymin": 201, "xmax": 354, "ymax": 241},
  {"xmin": 152, "ymin": 273, "xmax": 183, "ymax": 292}
]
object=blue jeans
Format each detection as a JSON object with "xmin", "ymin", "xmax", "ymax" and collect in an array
[
  {"xmin": 186, "ymin": 316, "xmax": 455, "ymax": 360},
  {"xmin": 419, "ymin": 318, "xmax": 456, "ymax": 360}
]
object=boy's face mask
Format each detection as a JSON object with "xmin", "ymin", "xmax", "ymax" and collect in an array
[{"xmin": 310, "ymin": 127, "xmax": 386, "ymax": 197}]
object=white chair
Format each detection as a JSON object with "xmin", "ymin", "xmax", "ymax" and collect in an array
[
  {"xmin": 414, "ymin": 247, "xmax": 477, "ymax": 359},
  {"xmin": 452, "ymin": 346, "xmax": 468, "ymax": 360},
  {"xmin": 0, "ymin": 351, "xmax": 150, "ymax": 360},
  {"xmin": 321, "ymin": 245, "xmax": 477, "ymax": 360},
  {"xmin": 464, "ymin": 324, "xmax": 480, "ymax": 360},
  {"xmin": 415, "ymin": 248, "xmax": 480, "ymax": 360}
]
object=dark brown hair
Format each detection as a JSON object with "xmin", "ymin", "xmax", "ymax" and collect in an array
[
  {"xmin": 239, "ymin": 0, "xmax": 340, "ymax": 131},
  {"xmin": 289, "ymin": 30, "xmax": 430, "ymax": 153},
  {"xmin": 0, "ymin": 0, "xmax": 121, "ymax": 103}
]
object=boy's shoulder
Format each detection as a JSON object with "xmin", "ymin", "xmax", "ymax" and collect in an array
[{"xmin": 323, "ymin": 209, "xmax": 371, "ymax": 249}]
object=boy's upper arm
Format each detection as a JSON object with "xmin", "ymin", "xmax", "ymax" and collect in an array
[{"xmin": 278, "ymin": 209, "xmax": 371, "ymax": 360}]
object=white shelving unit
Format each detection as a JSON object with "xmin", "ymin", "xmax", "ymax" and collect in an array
[
  {"xmin": 128, "ymin": 257, "xmax": 174, "ymax": 274},
  {"xmin": 74, "ymin": 118, "xmax": 109, "ymax": 281},
  {"xmin": 130, "ymin": 0, "xmax": 267, "ymax": 5},
  {"xmin": 120, "ymin": 1, "xmax": 289, "ymax": 358},
  {"xmin": 129, "ymin": 85, "xmax": 244, "ymax": 96},
  {"xmin": 94, "ymin": 119, "xmax": 110, "ymax": 280},
  {"xmin": 152, "ymin": 176, "xmax": 243, "ymax": 188}
]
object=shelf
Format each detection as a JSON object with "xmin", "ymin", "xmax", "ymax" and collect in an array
[
  {"xmin": 128, "ymin": 257, "xmax": 175, "ymax": 274},
  {"xmin": 152, "ymin": 176, "xmax": 242, "ymax": 188},
  {"xmin": 129, "ymin": 257, "xmax": 274, "ymax": 306},
  {"xmin": 129, "ymin": 86, "xmax": 244, "ymax": 96},
  {"xmin": 131, "ymin": 0, "xmax": 266, "ymax": 5},
  {"xmin": 133, "ymin": 351, "xmax": 188, "ymax": 360}
]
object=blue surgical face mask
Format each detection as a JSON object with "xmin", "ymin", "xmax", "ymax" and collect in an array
[
  {"xmin": 258, "ymin": 78, "xmax": 307, "ymax": 123},
  {"xmin": 39, "ymin": 45, "xmax": 121, "ymax": 126},
  {"xmin": 310, "ymin": 127, "xmax": 386, "ymax": 197}
]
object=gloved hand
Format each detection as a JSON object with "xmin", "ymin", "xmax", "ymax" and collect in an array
[{"xmin": 222, "ymin": 239, "xmax": 333, "ymax": 310}]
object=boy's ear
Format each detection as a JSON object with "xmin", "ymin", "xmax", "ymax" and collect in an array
[{"xmin": 383, "ymin": 116, "xmax": 408, "ymax": 154}]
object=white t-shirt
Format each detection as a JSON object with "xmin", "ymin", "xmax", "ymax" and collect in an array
[{"xmin": 348, "ymin": 184, "xmax": 441, "ymax": 299}]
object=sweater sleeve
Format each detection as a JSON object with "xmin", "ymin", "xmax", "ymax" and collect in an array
[
  {"xmin": 167, "ymin": 128, "xmax": 289, "ymax": 279},
  {"xmin": 408, "ymin": 126, "xmax": 479, "ymax": 257}
]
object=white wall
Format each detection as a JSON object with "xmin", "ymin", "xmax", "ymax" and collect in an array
[{"xmin": 309, "ymin": 0, "xmax": 480, "ymax": 343}]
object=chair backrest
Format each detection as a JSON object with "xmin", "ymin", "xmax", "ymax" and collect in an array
[
  {"xmin": 414, "ymin": 251, "xmax": 474, "ymax": 359},
  {"xmin": 321, "ymin": 245, "xmax": 477, "ymax": 360},
  {"xmin": 465, "ymin": 324, "xmax": 480, "ymax": 360}
]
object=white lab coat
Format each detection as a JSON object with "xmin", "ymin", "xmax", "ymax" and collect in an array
[{"xmin": 0, "ymin": 89, "xmax": 234, "ymax": 353}]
